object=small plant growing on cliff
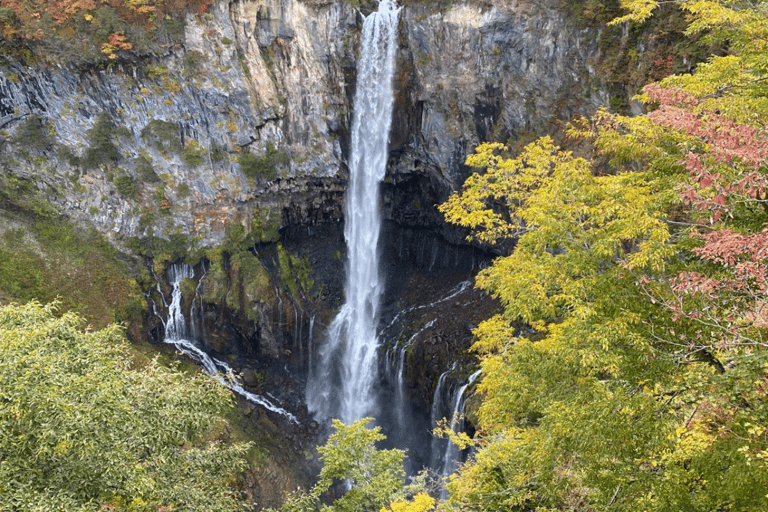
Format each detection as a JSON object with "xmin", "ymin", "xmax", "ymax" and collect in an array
[
  {"xmin": 238, "ymin": 142, "xmax": 288, "ymax": 181},
  {"xmin": 182, "ymin": 140, "xmax": 207, "ymax": 167},
  {"xmin": 83, "ymin": 113, "xmax": 121, "ymax": 169},
  {"xmin": 135, "ymin": 150, "xmax": 160, "ymax": 182},
  {"xmin": 13, "ymin": 115, "xmax": 52, "ymax": 151},
  {"xmin": 141, "ymin": 119, "xmax": 183, "ymax": 153},
  {"xmin": 113, "ymin": 169, "xmax": 137, "ymax": 199},
  {"xmin": 176, "ymin": 182, "xmax": 191, "ymax": 198}
]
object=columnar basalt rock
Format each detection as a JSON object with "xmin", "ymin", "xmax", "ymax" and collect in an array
[{"xmin": 386, "ymin": 0, "xmax": 607, "ymax": 240}]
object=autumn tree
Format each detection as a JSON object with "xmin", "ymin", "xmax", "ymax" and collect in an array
[
  {"xmin": 439, "ymin": 136, "xmax": 686, "ymax": 510},
  {"xmin": 269, "ymin": 418, "xmax": 428, "ymax": 512},
  {"xmin": 438, "ymin": 2, "xmax": 768, "ymax": 510}
]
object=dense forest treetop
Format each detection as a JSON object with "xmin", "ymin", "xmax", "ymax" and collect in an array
[{"xmin": 0, "ymin": 0, "xmax": 211, "ymax": 63}]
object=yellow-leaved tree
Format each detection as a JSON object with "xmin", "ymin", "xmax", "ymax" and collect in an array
[{"xmin": 438, "ymin": 0, "xmax": 768, "ymax": 510}]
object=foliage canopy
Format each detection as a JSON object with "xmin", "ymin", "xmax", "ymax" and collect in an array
[
  {"xmin": 0, "ymin": 301, "xmax": 251, "ymax": 512},
  {"xmin": 268, "ymin": 418, "xmax": 427, "ymax": 512},
  {"xmin": 439, "ymin": 1, "xmax": 768, "ymax": 510}
]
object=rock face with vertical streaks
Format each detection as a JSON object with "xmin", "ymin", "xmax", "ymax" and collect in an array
[{"xmin": 0, "ymin": 0, "xmax": 606, "ymax": 249}]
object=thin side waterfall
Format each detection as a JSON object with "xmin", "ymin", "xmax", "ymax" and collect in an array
[
  {"xmin": 162, "ymin": 262, "xmax": 297, "ymax": 423},
  {"xmin": 437, "ymin": 369, "xmax": 482, "ymax": 498},
  {"xmin": 307, "ymin": 0, "xmax": 400, "ymax": 425},
  {"xmin": 389, "ymin": 318, "xmax": 436, "ymax": 431},
  {"xmin": 429, "ymin": 370, "xmax": 452, "ymax": 471},
  {"xmin": 307, "ymin": 313, "xmax": 315, "ymax": 377}
]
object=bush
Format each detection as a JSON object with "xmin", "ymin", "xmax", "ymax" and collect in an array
[
  {"xmin": 13, "ymin": 115, "xmax": 51, "ymax": 151},
  {"xmin": 176, "ymin": 182, "xmax": 191, "ymax": 198},
  {"xmin": 141, "ymin": 119, "xmax": 182, "ymax": 153},
  {"xmin": 238, "ymin": 142, "xmax": 288, "ymax": 181},
  {"xmin": 83, "ymin": 113, "xmax": 121, "ymax": 169},
  {"xmin": 182, "ymin": 140, "xmax": 206, "ymax": 167},
  {"xmin": 136, "ymin": 151, "xmax": 160, "ymax": 182},
  {"xmin": 113, "ymin": 169, "xmax": 137, "ymax": 198}
]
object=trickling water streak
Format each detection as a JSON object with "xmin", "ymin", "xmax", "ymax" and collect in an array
[
  {"xmin": 438, "ymin": 369, "xmax": 482, "ymax": 498},
  {"xmin": 392, "ymin": 319, "xmax": 436, "ymax": 431},
  {"xmin": 380, "ymin": 280, "xmax": 471, "ymax": 337},
  {"xmin": 189, "ymin": 261, "xmax": 208, "ymax": 343},
  {"xmin": 429, "ymin": 370, "xmax": 451, "ymax": 471},
  {"xmin": 307, "ymin": 0, "xmax": 400, "ymax": 425},
  {"xmin": 163, "ymin": 263, "xmax": 297, "ymax": 423},
  {"xmin": 307, "ymin": 313, "xmax": 315, "ymax": 377}
]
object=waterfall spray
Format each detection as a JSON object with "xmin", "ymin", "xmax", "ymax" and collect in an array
[{"xmin": 307, "ymin": 0, "xmax": 400, "ymax": 425}]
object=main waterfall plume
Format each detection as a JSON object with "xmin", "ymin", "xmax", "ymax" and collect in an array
[{"xmin": 307, "ymin": 0, "xmax": 400, "ymax": 425}]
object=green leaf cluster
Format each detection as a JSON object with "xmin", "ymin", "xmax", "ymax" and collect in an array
[
  {"xmin": 0, "ymin": 301, "xmax": 251, "ymax": 511},
  {"xmin": 268, "ymin": 418, "xmax": 425, "ymax": 512}
]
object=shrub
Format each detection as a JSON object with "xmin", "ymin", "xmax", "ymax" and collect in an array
[
  {"xmin": 182, "ymin": 140, "xmax": 206, "ymax": 167},
  {"xmin": 13, "ymin": 115, "xmax": 51, "ymax": 151},
  {"xmin": 83, "ymin": 113, "xmax": 121, "ymax": 169},
  {"xmin": 135, "ymin": 151, "xmax": 160, "ymax": 182},
  {"xmin": 141, "ymin": 119, "xmax": 182, "ymax": 153},
  {"xmin": 113, "ymin": 169, "xmax": 137, "ymax": 198},
  {"xmin": 176, "ymin": 182, "xmax": 191, "ymax": 198},
  {"xmin": 238, "ymin": 142, "xmax": 288, "ymax": 181}
]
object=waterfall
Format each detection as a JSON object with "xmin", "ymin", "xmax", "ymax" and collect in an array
[
  {"xmin": 164, "ymin": 263, "xmax": 194, "ymax": 341},
  {"xmin": 162, "ymin": 262, "xmax": 298, "ymax": 424},
  {"xmin": 436, "ymin": 369, "xmax": 482, "ymax": 498},
  {"xmin": 429, "ymin": 370, "xmax": 452, "ymax": 471},
  {"xmin": 307, "ymin": 0, "xmax": 400, "ymax": 425},
  {"xmin": 307, "ymin": 313, "xmax": 315, "ymax": 378}
]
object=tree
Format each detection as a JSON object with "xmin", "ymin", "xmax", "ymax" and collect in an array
[
  {"xmin": 439, "ymin": 137, "xmax": 681, "ymax": 511},
  {"xmin": 270, "ymin": 418, "xmax": 427, "ymax": 512},
  {"xmin": 0, "ymin": 301, "xmax": 250, "ymax": 511},
  {"xmin": 438, "ymin": 1, "xmax": 768, "ymax": 510}
]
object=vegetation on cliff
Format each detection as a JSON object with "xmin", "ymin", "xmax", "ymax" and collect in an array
[
  {"xmin": 0, "ymin": 174, "xmax": 145, "ymax": 329},
  {"xmin": 0, "ymin": 0, "xmax": 211, "ymax": 64},
  {"xmin": 437, "ymin": 0, "xmax": 768, "ymax": 510}
]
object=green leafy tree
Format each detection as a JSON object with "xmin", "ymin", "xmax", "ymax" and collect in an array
[
  {"xmin": 0, "ymin": 301, "xmax": 251, "ymax": 512},
  {"xmin": 270, "ymin": 418, "xmax": 425, "ymax": 512}
]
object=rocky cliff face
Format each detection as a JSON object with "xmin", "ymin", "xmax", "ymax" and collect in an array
[
  {"xmin": 1, "ymin": 0, "xmax": 606, "ymax": 248},
  {"xmin": 387, "ymin": 0, "xmax": 607, "ymax": 238}
]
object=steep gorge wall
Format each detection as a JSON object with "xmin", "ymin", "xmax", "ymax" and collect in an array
[
  {"xmin": 0, "ymin": 0, "xmax": 611, "ymax": 429},
  {"xmin": 1, "ymin": 0, "xmax": 607, "ymax": 248},
  {"xmin": 387, "ymin": 0, "xmax": 608, "ymax": 239}
]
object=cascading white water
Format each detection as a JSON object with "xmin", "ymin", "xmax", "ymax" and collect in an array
[
  {"xmin": 307, "ymin": 0, "xmax": 400, "ymax": 425},
  {"xmin": 429, "ymin": 370, "xmax": 452, "ymax": 471},
  {"xmin": 437, "ymin": 369, "xmax": 482, "ymax": 498},
  {"xmin": 162, "ymin": 262, "xmax": 298, "ymax": 423},
  {"xmin": 165, "ymin": 263, "xmax": 194, "ymax": 341}
]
